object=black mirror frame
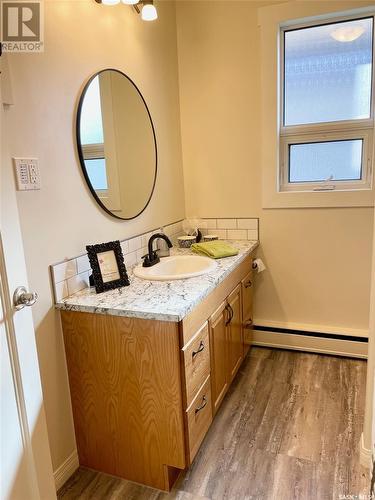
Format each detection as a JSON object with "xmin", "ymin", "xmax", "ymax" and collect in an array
[{"xmin": 76, "ymin": 68, "xmax": 158, "ymax": 221}]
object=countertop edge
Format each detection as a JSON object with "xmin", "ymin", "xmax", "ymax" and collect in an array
[{"xmin": 56, "ymin": 241, "xmax": 259, "ymax": 323}]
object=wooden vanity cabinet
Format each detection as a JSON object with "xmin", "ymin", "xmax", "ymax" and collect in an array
[{"xmin": 61, "ymin": 253, "xmax": 255, "ymax": 492}]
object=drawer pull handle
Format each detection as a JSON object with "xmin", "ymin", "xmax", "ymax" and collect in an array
[
  {"xmin": 195, "ymin": 396, "xmax": 207, "ymax": 414},
  {"xmin": 245, "ymin": 280, "xmax": 252, "ymax": 288},
  {"xmin": 225, "ymin": 304, "xmax": 233, "ymax": 326},
  {"xmin": 244, "ymin": 318, "xmax": 253, "ymax": 328},
  {"xmin": 192, "ymin": 341, "xmax": 205, "ymax": 359}
]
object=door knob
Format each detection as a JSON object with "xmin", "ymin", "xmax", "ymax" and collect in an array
[{"xmin": 13, "ymin": 286, "xmax": 38, "ymax": 311}]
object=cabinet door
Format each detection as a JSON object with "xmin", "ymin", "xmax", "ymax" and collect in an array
[
  {"xmin": 209, "ymin": 302, "xmax": 229, "ymax": 415},
  {"xmin": 227, "ymin": 284, "xmax": 243, "ymax": 382},
  {"xmin": 241, "ymin": 269, "xmax": 254, "ymax": 356}
]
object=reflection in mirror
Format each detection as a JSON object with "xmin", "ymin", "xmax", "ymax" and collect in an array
[{"xmin": 77, "ymin": 69, "xmax": 157, "ymax": 220}]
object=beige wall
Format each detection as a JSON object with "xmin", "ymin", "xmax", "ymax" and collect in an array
[
  {"xmin": 176, "ymin": 0, "xmax": 373, "ymax": 334},
  {"xmin": 7, "ymin": 0, "xmax": 185, "ymax": 472}
]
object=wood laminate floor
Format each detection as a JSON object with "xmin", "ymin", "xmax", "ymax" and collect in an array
[{"xmin": 58, "ymin": 347, "xmax": 369, "ymax": 500}]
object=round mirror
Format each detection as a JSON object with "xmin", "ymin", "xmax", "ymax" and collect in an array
[{"xmin": 76, "ymin": 69, "xmax": 157, "ymax": 220}]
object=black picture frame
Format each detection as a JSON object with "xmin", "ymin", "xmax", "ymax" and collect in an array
[{"xmin": 86, "ymin": 240, "xmax": 130, "ymax": 294}]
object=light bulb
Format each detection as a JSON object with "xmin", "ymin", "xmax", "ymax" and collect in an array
[
  {"xmin": 141, "ymin": 3, "xmax": 157, "ymax": 21},
  {"xmin": 102, "ymin": 0, "xmax": 120, "ymax": 4},
  {"xmin": 330, "ymin": 25, "xmax": 365, "ymax": 42},
  {"xmin": 122, "ymin": 0, "xmax": 138, "ymax": 4}
]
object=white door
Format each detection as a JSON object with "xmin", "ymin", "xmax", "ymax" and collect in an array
[{"xmin": 0, "ymin": 56, "xmax": 56, "ymax": 500}]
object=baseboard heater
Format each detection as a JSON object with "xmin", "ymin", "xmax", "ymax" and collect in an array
[{"xmin": 250, "ymin": 325, "xmax": 368, "ymax": 359}]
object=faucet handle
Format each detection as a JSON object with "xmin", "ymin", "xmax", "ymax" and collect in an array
[
  {"xmin": 142, "ymin": 250, "xmax": 158, "ymax": 259},
  {"xmin": 142, "ymin": 250, "xmax": 160, "ymax": 268}
]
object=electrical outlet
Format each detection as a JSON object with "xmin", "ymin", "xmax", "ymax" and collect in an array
[{"xmin": 13, "ymin": 158, "xmax": 41, "ymax": 191}]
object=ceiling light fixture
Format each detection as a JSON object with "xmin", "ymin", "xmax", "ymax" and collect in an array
[
  {"xmin": 330, "ymin": 25, "xmax": 365, "ymax": 42},
  {"xmin": 140, "ymin": 1, "xmax": 157, "ymax": 21},
  {"xmin": 95, "ymin": 0, "xmax": 158, "ymax": 21}
]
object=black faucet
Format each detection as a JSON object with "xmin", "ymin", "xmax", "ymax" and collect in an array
[{"xmin": 142, "ymin": 233, "xmax": 173, "ymax": 267}]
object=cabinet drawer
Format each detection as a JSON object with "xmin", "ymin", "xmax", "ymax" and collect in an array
[
  {"xmin": 183, "ymin": 322, "xmax": 210, "ymax": 408},
  {"xmin": 241, "ymin": 269, "xmax": 253, "ymax": 323},
  {"xmin": 186, "ymin": 376, "xmax": 212, "ymax": 464}
]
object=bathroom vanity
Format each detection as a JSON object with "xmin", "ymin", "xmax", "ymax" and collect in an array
[{"xmin": 57, "ymin": 241, "xmax": 257, "ymax": 491}]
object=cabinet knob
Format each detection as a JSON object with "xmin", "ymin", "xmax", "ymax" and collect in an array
[
  {"xmin": 245, "ymin": 280, "xmax": 252, "ymax": 288},
  {"xmin": 244, "ymin": 318, "xmax": 253, "ymax": 329}
]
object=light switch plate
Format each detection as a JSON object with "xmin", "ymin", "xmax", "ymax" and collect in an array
[{"xmin": 13, "ymin": 158, "xmax": 41, "ymax": 191}]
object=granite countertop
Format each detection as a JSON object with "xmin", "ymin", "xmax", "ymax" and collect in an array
[{"xmin": 56, "ymin": 240, "xmax": 258, "ymax": 322}]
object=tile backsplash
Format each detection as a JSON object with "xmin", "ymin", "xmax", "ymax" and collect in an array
[
  {"xmin": 50, "ymin": 220, "xmax": 184, "ymax": 302},
  {"xmin": 199, "ymin": 218, "xmax": 259, "ymax": 242},
  {"xmin": 50, "ymin": 217, "xmax": 259, "ymax": 303}
]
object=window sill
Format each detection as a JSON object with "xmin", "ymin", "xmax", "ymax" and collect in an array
[{"xmin": 262, "ymin": 185, "xmax": 375, "ymax": 209}]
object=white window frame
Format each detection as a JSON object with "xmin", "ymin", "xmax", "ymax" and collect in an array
[
  {"xmin": 82, "ymin": 142, "xmax": 121, "ymax": 211},
  {"xmin": 82, "ymin": 143, "xmax": 105, "ymax": 161},
  {"xmin": 279, "ymin": 14, "xmax": 375, "ymax": 194},
  {"xmin": 81, "ymin": 143, "xmax": 108, "ymax": 197}
]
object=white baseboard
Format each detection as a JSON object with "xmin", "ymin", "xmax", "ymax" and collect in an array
[
  {"xmin": 360, "ymin": 433, "xmax": 372, "ymax": 469},
  {"xmin": 54, "ymin": 449, "xmax": 79, "ymax": 491},
  {"xmin": 250, "ymin": 330, "xmax": 367, "ymax": 359}
]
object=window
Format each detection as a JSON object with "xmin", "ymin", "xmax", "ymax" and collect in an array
[
  {"xmin": 80, "ymin": 75, "xmax": 104, "ymax": 145},
  {"xmin": 82, "ymin": 143, "xmax": 108, "ymax": 191},
  {"xmin": 80, "ymin": 75, "xmax": 109, "ymax": 193},
  {"xmin": 279, "ymin": 16, "xmax": 374, "ymax": 192},
  {"xmin": 84, "ymin": 159, "xmax": 108, "ymax": 191}
]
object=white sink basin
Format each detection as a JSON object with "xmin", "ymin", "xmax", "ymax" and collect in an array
[{"xmin": 133, "ymin": 255, "xmax": 217, "ymax": 281}]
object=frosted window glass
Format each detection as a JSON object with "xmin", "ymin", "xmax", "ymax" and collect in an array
[
  {"xmin": 289, "ymin": 140, "xmax": 363, "ymax": 183},
  {"xmin": 84, "ymin": 159, "xmax": 108, "ymax": 190},
  {"xmin": 284, "ymin": 18, "xmax": 373, "ymax": 126},
  {"xmin": 80, "ymin": 76, "xmax": 104, "ymax": 145}
]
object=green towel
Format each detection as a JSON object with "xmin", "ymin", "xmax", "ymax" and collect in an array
[{"xmin": 191, "ymin": 241, "xmax": 239, "ymax": 259}]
